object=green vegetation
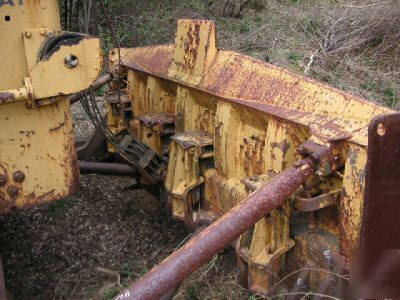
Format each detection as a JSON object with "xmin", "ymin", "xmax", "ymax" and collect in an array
[
  {"xmin": 47, "ymin": 199, "xmax": 70, "ymax": 218},
  {"xmin": 186, "ymin": 284, "xmax": 200, "ymax": 300},
  {"xmin": 100, "ymin": 287, "xmax": 119, "ymax": 300}
]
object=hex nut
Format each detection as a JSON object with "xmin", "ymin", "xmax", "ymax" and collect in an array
[{"xmin": 13, "ymin": 171, "xmax": 25, "ymax": 183}]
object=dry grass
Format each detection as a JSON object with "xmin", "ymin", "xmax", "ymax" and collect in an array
[
  {"xmin": 214, "ymin": 0, "xmax": 399, "ymax": 107},
  {"xmin": 100, "ymin": 0, "xmax": 399, "ymax": 108}
]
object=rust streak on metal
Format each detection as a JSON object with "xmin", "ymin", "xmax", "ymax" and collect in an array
[
  {"xmin": 115, "ymin": 45, "xmax": 173, "ymax": 76},
  {"xmin": 116, "ymin": 158, "xmax": 315, "ymax": 300},
  {"xmin": 295, "ymin": 189, "xmax": 340, "ymax": 212},
  {"xmin": 49, "ymin": 112, "xmax": 68, "ymax": 132}
]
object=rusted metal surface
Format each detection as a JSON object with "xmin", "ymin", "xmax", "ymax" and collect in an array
[
  {"xmin": 339, "ymin": 143, "xmax": 367, "ymax": 258},
  {"xmin": 68, "ymin": 73, "xmax": 112, "ymax": 105},
  {"xmin": 105, "ymin": 89, "xmax": 130, "ymax": 104},
  {"xmin": 171, "ymin": 130, "xmax": 214, "ymax": 153},
  {"xmin": 116, "ymin": 157, "xmax": 315, "ymax": 300},
  {"xmin": 116, "ymin": 43, "xmax": 390, "ymax": 147},
  {"xmin": 360, "ymin": 113, "xmax": 400, "ymax": 250},
  {"xmin": 0, "ymin": 1, "xmax": 103, "ymax": 212},
  {"xmin": 79, "ymin": 161, "xmax": 136, "ymax": 176},
  {"xmin": 165, "ymin": 130, "xmax": 214, "ymax": 229},
  {"xmin": 119, "ymin": 135, "xmax": 167, "ymax": 184},
  {"xmin": 295, "ymin": 188, "xmax": 340, "ymax": 212},
  {"xmin": 111, "ymin": 45, "xmax": 174, "ymax": 76},
  {"xmin": 138, "ymin": 113, "xmax": 175, "ymax": 136}
]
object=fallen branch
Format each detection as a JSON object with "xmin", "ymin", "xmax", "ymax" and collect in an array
[
  {"xmin": 97, "ymin": 267, "xmax": 122, "ymax": 287},
  {"xmin": 304, "ymin": 49, "xmax": 320, "ymax": 75}
]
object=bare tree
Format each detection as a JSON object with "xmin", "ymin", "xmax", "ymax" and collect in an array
[
  {"xmin": 223, "ymin": 0, "xmax": 251, "ymax": 18},
  {"xmin": 82, "ymin": 0, "xmax": 93, "ymax": 34}
]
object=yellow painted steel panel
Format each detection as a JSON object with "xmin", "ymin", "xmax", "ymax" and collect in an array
[
  {"xmin": 0, "ymin": 0, "xmax": 61, "ymax": 90},
  {"xmin": 0, "ymin": 98, "xmax": 78, "ymax": 212}
]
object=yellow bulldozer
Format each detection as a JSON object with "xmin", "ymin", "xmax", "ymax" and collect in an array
[{"xmin": 1, "ymin": 1, "xmax": 399, "ymax": 299}]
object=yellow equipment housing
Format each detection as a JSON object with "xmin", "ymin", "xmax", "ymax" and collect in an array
[
  {"xmin": 0, "ymin": 0, "xmax": 102, "ymax": 213},
  {"xmin": 107, "ymin": 19, "xmax": 396, "ymax": 294}
]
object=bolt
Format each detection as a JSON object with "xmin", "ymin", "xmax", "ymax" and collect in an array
[
  {"xmin": 64, "ymin": 54, "xmax": 79, "ymax": 69},
  {"xmin": 24, "ymin": 31, "xmax": 32, "ymax": 38},
  {"xmin": 7, "ymin": 186, "xmax": 19, "ymax": 198},
  {"xmin": 39, "ymin": 28, "xmax": 46, "ymax": 36},
  {"xmin": 377, "ymin": 123, "xmax": 386, "ymax": 136},
  {"xmin": 13, "ymin": 171, "xmax": 25, "ymax": 183},
  {"xmin": 296, "ymin": 277, "xmax": 306, "ymax": 289},
  {"xmin": 0, "ymin": 174, "xmax": 7, "ymax": 186},
  {"xmin": 323, "ymin": 249, "xmax": 331, "ymax": 262},
  {"xmin": 188, "ymin": 147, "xmax": 196, "ymax": 155}
]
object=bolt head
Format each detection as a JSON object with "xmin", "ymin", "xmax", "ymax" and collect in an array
[
  {"xmin": 0, "ymin": 175, "xmax": 7, "ymax": 186},
  {"xmin": 24, "ymin": 31, "xmax": 32, "ymax": 38},
  {"xmin": 7, "ymin": 186, "xmax": 19, "ymax": 198},
  {"xmin": 188, "ymin": 147, "xmax": 196, "ymax": 155},
  {"xmin": 39, "ymin": 28, "xmax": 47, "ymax": 36},
  {"xmin": 64, "ymin": 55, "xmax": 79, "ymax": 69},
  {"xmin": 13, "ymin": 171, "xmax": 25, "ymax": 183}
]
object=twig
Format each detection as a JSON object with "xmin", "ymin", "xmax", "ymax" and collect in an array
[
  {"xmin": 97, "ymin": 267, "xmax": 122, "ymax": 287},
  {"xmin": 266, "ymin": 267, "xmax": 349, "ymax": 295},
  {"xmin": 340, "ymin": 2, "xmax": 390, "ymax": 9},
  {"xmin": 235, "ymin": 0, "xmax": 250, "ymax": 17},
  {"xmin": 304, "ymin": 49, "xmax": 320, "ymax": 75},
  {"xmin": 223, "ymin": 0, "xmax": 231, "ymax": 16},
  {"xmin": 269, "ymin": 292, "xmax": 341, "ymax": 300},
  {"xmin": 174, "ymin": 233, "xmax": 193, "ymax": 251},
  {"xmin": 199, "ymin": 255, "xmax": 218, "ymax": 280}
]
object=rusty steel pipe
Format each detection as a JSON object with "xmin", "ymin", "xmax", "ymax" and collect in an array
[
  {"xmin": 68, "ymin": 73, "xmax": 112, "ymax": 105},
  {"xmin": 115, "ymin": 158, "xmax": 315, "ymax": 300},
  {"xmin": 79, "ymin": 161, "xmax": 135, "ymax": 176}
]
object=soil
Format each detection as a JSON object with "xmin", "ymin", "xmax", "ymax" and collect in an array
[{"xmin": 0, "ymin": 174, "xmax": 189, "ymax": 299}]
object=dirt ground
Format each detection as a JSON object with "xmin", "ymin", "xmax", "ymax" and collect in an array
[
  {"xmin": 0, "ymin": 103, "xmax": 250, "ymax": 300},
  {"xmin": 0, "ymin": 175, "xmax": 248, "ymax": 300}
]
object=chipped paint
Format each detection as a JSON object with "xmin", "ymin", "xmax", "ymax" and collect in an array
[{"xmin": 111, "ymin": 19, "xmax": 397, "ymax": 296}]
